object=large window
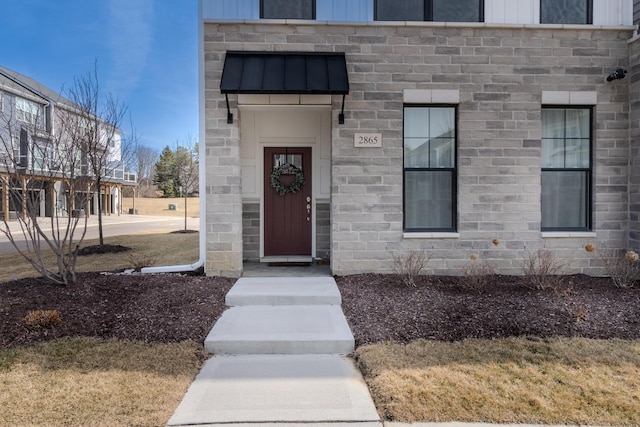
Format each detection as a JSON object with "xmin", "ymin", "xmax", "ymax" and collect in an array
[
  {"xmin": 404, "ymin": 106, "xmax": 456, "ymax": 232},
  {"xmin": 376, "ymin": 0, "xmax": 483, "ymax": 22},
  {"xmin": 261, "ymin": 0, "xmax": 315, "ymax": 19},
  {"xmin": 16, "ymin": 97, "xmax": 41, "ymax": 125},
  {"xmin": 541, "ymin": 107, "xmax": 592, "ymax": 231},
  {"xmin": 541, "ymin": 0, "xmax": 592, "ymax": 24}
]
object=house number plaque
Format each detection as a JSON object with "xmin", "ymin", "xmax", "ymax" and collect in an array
[{"xmin": 354, "ymin": 133, "xmax": 382, "ymax": 148}]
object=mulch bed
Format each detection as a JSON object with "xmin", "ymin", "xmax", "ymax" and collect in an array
[
  {"xmin": 0, "ymin": 272, "xmax": 235, "ymax": 348},
  {"xmin": 1, "ymin": 272, "xmax": 639, "ymax": 348},
  {"xmin": 337, "ymin": 274, "xmax": 640, "ymax": 346}
]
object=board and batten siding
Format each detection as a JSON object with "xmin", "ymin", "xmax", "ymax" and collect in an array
[{"xmin": 201, "ymin": 0, "xmax": 633, "ymax": 26}]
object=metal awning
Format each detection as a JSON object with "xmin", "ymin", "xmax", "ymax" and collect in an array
[{"xmin": 220, "ymin": 51, "xmax": 350, "ymax": 123}]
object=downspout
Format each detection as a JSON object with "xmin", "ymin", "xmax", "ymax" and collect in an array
[{"xmin": 141, "ymin": 0, "xmax": 206, "ymax": 274}]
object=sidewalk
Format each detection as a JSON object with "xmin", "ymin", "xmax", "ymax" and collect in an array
[
  {"xmin": 167, "ymin": 273, "xmax": 599, "ymax": 427},
  {"xmin": 168, "ymin": 276, "xmax": 381, "ymax": 426}
]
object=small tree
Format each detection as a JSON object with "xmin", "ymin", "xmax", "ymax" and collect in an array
[
  {"xmin": 175, "ymin": 136, "xmax": 199, "ymax": 231},
  {"xmin": 135, "ymin": 144, "xmax": 159, "ymax": 197},
  {"xmin": 0, "ymin": 89, "xmax": 92, "ymax": 285},
  {"xmin": 65, "ymin": 62, "xmax": 135, "ymax": 247}
]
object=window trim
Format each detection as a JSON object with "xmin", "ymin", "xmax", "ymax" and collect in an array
[
  {"xmin": 375, "ymin": 0, "xmax": 484, "ymax": 22},
  {"xmin": 541, "ymin": 106, "xmax": 593, "ymax": 232},
  {"xmin": 260, "ymin": 0, "xmax": 316, "ymax": 20},
  {"xmin": 540, "ymin": 0, "xmax": 593, "ymax": 25},
  {"xmin": 403, "ymin": 104, "xmax": 458, "ymax": 233},
  {"xmin": 15, "ymin": 97, "xmax": 41, "ymax": 125}
]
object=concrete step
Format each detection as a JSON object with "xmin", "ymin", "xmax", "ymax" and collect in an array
[
  {"xmin": 205, "ymin": 305, "xmax": 355, "ymax": 355},
  {"xmin": 226, "ymin": 276, "xmax": 342, "ymax": 306},
  {"xmin": 167, "ymin": 354, "xmax": 380, "ymax": 426}
]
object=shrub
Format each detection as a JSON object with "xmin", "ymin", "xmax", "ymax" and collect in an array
[
  {"xmin": 23, "ymin": 310, "xmax": 61, "ymax": 329},
  {"xmin": 459, "ymin": 256, "xmax": 497, "ymax": 292},
  {"xmin": 590, "ymin": 246, "xmax": 640, "ymax": 288},
  {"xmin": 521, "ymin": 249, "xmax": 566, "ymax": 290},
  {"xmin": 128, "ymin": 254, "xmax": 156, "ymax": 272},
  {"xmin": 391, "ymin": 251, "xmax": 431, "ymax": 287},
  {"xmin": 564, "ymin": 302, "xmax": 588, "ymax": 322}
]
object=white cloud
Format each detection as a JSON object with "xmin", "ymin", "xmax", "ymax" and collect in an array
[{"xmin": 107, "ymin": 0, "xmax": 154, "ymax": 95}]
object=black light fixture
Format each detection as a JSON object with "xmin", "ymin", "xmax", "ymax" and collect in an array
[{"xmin": 606, "ymin": 68, "xmax": 627, "ymax": 82}]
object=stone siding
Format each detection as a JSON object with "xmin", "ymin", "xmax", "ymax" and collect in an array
[
  {"xmin": 629, "ymin": 37, "xmax": 640, "ymax": 252},
  {"xmin": 203, "ymin": 22, "xmax": 635, "ymax": 276},
  {"xmin": 203, "ymin": 30, "xmax": 243, "ymax": 277},
  {"xmin": 242, "ymin": 202, "xmax": 260, "ymax": 261},
  {"xmin": 316, "ymin": 202, "xmax": 330, "ymax": 259}
]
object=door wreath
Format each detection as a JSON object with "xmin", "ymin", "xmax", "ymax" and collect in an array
[{"xmin": 270, "ymin": 163, "xmax": 305, "ymax": 196}]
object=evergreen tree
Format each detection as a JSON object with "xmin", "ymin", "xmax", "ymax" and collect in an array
[{"xmin": 153, "ymin": 146, "xmax": 179, "ymax": 197}]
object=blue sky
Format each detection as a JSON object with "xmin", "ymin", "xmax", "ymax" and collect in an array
[{"xmin": 0, "ymin": 0, "xmax": 198, "ymax": 153}]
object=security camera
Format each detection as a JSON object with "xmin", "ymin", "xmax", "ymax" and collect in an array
[{"xmin": 606, "ymin": 68, "xmax": 627, "ymax": 82}]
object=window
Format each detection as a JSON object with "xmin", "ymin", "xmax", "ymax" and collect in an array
[
  {"xmin": 376, "ymin": 0, "xmax": 483, "ymax": 22},
  {"xmin": 12, "ymin": 136, "xmax": 20, "ymax": 163},
  {"xmin": 540, "ymin": 0, "xmax": 592, "ymax": 24},
  {"xmin": 32, "ymin": 139, "xmax": 53, "ymax": 171},
  {"xmin": 16, "ymin": 98, "xmax": 41, "ymax": 125},
  {"xmin": 541, "ymin": 107, "xmax": 592, "ymax": 231},
  {"xmin": 404, "ymin": 106, "xmax": 457, "ymax": 231},
  {"xmin": 261, "ymin": 0, "xmax": 315, "ymax": 19}
]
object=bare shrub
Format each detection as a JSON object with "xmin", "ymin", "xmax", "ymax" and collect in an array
[
  {"xmin": 564, "ymin": 302, "xmax": 588, "ymax": 322},
  {"xmin": 595, "ymin": 248, "xmax": 640, "ymax": 288},
  {"xmin": 459, "ymin": 256, "xmax": 497, "ymax": 292},
  {"xmin": 521, "ymin": 249, "xmax": 566, "ymax": 290},
  {"xmin": 392, "ymin": 251, "xmax": 431, "ymax": 287},
  {"xmin": 128, "ymin": 254, "xmax": 156, "ymax": 272},
  {"xmin": 23, "ymin": 310, "xmax": 61, "ymax": 329}
]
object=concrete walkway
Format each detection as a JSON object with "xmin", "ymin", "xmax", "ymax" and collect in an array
[
  {"xmin": 167, "ymin": 276, "xmax": 381, "ymax": 426},
  {"xmin": 167, "ymin": 273, "xmax": 581, "ymax": 427}
]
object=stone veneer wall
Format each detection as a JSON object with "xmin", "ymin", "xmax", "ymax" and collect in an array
[
  {"xmin": 629, "ymin": 37, "xmax": 640, "ymax": 252},
  {"xmin": 316, "ymin": 202, "xmax": 331, "ymax": 259},
  {"xmin": 242, "ymin": 203, "xmax": 260, "ymax": 261},
  {"xmin": 240, "ymin": 202, "xmax": 331, "ymax": 261},
  {"xmin": 203, "ymin": 21, "xmax": 634, "ymax": 276}
]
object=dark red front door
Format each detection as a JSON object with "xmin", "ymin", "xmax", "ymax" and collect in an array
[{"xmin": 264, "ymin": 147, "xmax": 312, "ymax": 256}]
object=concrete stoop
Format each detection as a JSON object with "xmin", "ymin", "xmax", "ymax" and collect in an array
[
  {"xmin": 168, "ymin": 276, "xmax": 380, "ymax": 426},
  {"xmin": 226, "ymin": 276, "xmax": 342, "ymax": 306},
  {"xmin": 205, "ymin": 304, "xmax": 355, "ymax": 354},
  {"xmin": 207, "ymin": 276, "xmax": 354, "ymax": 355}
]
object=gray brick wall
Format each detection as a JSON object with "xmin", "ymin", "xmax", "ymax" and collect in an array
[
  {"xmin": 204, "ymin": 22, "xmax": 634, "ymax": 276},
  {"xmin": 203, "ymin": 26, "xmax": 243, "ymax": 277},
  {"xmin": 316, "ymin": 202, "xmax": 330, "ymax": 259},
  {"xmin": 629, "ymin": 38, "xmax": 640, "ymax": 252},
  {"xmin": 240, "ymin": 202, "xmax": 330, "ymax": 262},
  {"xmin": 242, "ymin": 203, "xmax": 260, "ymax": 261}
]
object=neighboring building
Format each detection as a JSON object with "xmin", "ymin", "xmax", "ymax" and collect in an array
[
  {"xmin": 200, "ymin": 0, "xmax": 640, "ymax": 277},
  {"xmin": 0, "ymin": 66, "xmax": 135, "ymax": 220}
]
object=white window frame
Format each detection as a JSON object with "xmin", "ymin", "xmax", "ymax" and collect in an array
[
  {"xmin": 403, "ymin": 105, "xmax": 458, "ymax": 233},
  {"xmin": 16, "ymin": 98, "xmax": 41, "ymax": 125},
  {"xmin": 541, "ymin": 106, "xmax": 593, "ymax": 232}
]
